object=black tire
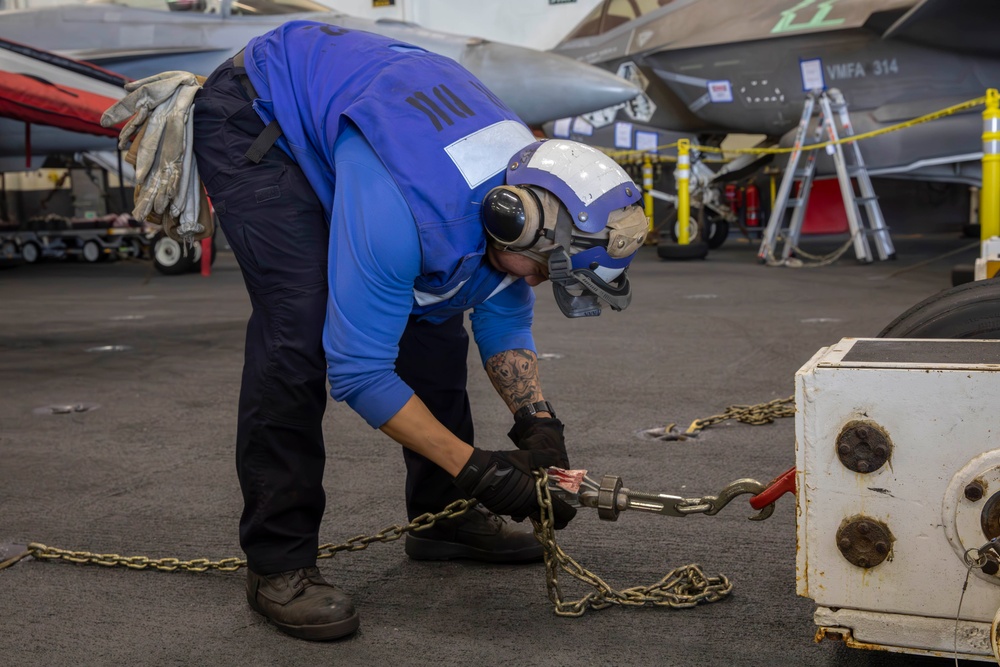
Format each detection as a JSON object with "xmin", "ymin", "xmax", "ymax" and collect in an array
[
  {"xmin": 669, "ymin": 216, "xmax": 729, "ymax": 250},
  {"xmin": 0, "ymin": 239, "xmax": 18, "ymax": 261},
  {"xmin": 185, "ymin": 235, "xmax": 218, "ymax": 273},
  {"xmin": 878, "ymin": 280, "xmax": 1000, "ymax": 339},
  {"xmin": 951, "ymin": 264, "xmax": 975, "ymax": 287},
  {"xmin": 657, "ymin": 239, "xmax": 709, "ymax": 261},
  {"xmin": 152, "ymin": 233, "xmax": 195, "ymax": 275},
  {"xmin": 669, "ymin": 216, "xmax": 701, "ymax": 244},
  {"xmin": 20, "ymin": 241, "xmax": 41, "ymax": 264},
  {"xmin": 81, "ymin": 239, "xmax": 102, "ymax": 263},
  {"xmin": 962, "ymin": 223, "xmax": 981, "ymax": 239},
  {"xmin": 124, "ymin": 237, "xmax": 145, "ymax": 260},
  {"xmin": 706, "ymin": 218, "xmax": 729, "ymax": 249}
]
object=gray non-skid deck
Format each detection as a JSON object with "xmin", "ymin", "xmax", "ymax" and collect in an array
[{"xmin": 0, "ymin": 232, "xmax": 982, "ymax": 666}]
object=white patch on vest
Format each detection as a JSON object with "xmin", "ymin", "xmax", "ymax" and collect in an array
[
  {"xmin": 528, "ymin": 141, "xmax": 628, "ymax": 205},
  {"xmin": 486, "ymin": 274, "xmax": 517, "ymax": 300},
  {"xmin": 412, "ymin": 274, "xmax": 516, "ymax": 308},
  {"xmin": 413, "ymin": 280, "xmax": 467, "ymax": 306},
  {"xmin": 444, "ymin": 120, "xmax": 534, "ymax": 189}
]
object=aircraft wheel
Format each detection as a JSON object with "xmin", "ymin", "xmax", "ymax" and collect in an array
[
  {"xmin": 878, "ymin": 279, "xmax": 1000, "ymax": 339},
  {"xmin": 124, "ymin": 237, "xmax": 145, "ymax": 260},
  {"xmin": 670, "ymin": 216, "xmax": 729, "ymax": 250},
  {"xmin": 185, "ymin": 235, "xmax": 217, "ymax": 272},
  {"xmin": 705, "ymin": 219, "xmax": 729, "ymax": 249},
  {"xmin": 81, "ymin": 240, "xmax": 102, "ymax": 263},
  {"xmin": 152, "ymin": 233, "xmax": 194, "ymax": 275},
  {"xmin": 962, "ymin": 223, "xmax": 981, "ymax": 239},
  {"xmin": 1, "ymin": 240, "xmax": 18, "ymax": 261},
  {"xmin": 951, "ymin": 264, "xmax": 975, "ymax": 287},
  {"xmin": 20, "ymin": 241, "xmax": 41, "ymax": 264}
]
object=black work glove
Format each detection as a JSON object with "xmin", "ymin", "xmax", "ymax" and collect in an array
[
  {"xmin": 507, "ymin": 417, "xmax": 569, "ymax": 470},
  {"xmin": 454, "ymin": 448, "xmax": 577, "ymax": 530}
]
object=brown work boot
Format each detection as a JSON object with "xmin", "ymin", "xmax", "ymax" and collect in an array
[
  {"xmin": 246, "ymin": 566, "xmax": 359, "ymax": 640},
  {"xmin": 404, "ymin": 503, "xmax": 543, "ymax": 563}
]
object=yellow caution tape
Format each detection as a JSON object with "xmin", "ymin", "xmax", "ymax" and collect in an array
[{"xmin": 603, "ymin": 94, "xmax": 987, "ymax": 163}]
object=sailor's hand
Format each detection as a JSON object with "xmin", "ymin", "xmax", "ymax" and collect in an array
[
  {"xmin": 453, "ymin": 448, "xmax": 576, "ymax": 529},
  {"xmin": 508, "ymin": 416, "xmax": 569, "ymax": 469}
]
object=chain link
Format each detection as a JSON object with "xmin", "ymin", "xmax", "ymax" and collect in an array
[
  {"xmin": 686, "ymin": 395, "xmax": 795, "ymax": 436},
  {"xmin": 22, "ymin": 545, "xmax": 247, "ymax": 573},
  {"xmin": 19, "ymin": 500, "xmax": 477, "ymax": 574},
  {"xmin": 531, "ymin": 469, "xmax": 732, "ymax": 616},
  {"xmin": 13, "ymin": 484, "xmax": 731, "ymax": 618},
  {"xmin": 316, "ymin": 499, "xmax": 474, "ymax": 559}
]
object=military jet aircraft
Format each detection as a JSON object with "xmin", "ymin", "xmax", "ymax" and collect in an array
[
  {"xmin": 0, "ymin": 0, "xmax": 639, "ymax": 167},
  {"xmin": 548, "ymin": 0, "xmax": 998, "ymax": 187}
]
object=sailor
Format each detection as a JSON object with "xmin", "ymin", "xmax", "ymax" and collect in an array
[{"xmin": 108, "ymin": 19, "xmax": 648, "ymax": 641}]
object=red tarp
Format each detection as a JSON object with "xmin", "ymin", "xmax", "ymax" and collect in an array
[{"xmin": 0, "ymin": 70, "xmax": 119, "ymax": 137}]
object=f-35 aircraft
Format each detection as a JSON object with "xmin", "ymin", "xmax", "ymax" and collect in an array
[
  {"xmin": 549, "ymin": 0, "xmax": 998, "ymax": 186},
  {"xmin": 0, "ymin": 0, "xmax": 639, "ymax": 167}
]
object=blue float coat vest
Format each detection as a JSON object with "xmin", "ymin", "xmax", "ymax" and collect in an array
[{"xmin": 244, "ymin": 21, "xmax": 536, "ymax": 319}]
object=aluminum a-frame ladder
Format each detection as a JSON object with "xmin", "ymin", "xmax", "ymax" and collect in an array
[{"xmin": 757, "ymin": 88, "xmax": 894, "ymax": 264}]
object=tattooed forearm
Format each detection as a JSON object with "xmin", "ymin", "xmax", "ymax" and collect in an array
[{"xmin": 485, "ymin": 348, "xmax": 544, "ymax": 414}]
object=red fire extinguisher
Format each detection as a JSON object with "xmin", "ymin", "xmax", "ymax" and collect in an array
[
  {"xmin": 745, "ymin": 183, "xmax": 761, "ymax": 228},
  {"xmin": 724, "ymin": 184, "xmax": 742, "ymax": 218}
]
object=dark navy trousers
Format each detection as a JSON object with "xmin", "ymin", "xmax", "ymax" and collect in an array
[{"xmin": 193, "ymin": 59, "xmax": 471, "ymax": 574}]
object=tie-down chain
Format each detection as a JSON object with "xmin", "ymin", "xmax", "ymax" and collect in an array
[
  {"xmin": 1, "ymin": 396, "xmax": 799, "ymax": 617},
  {"xmin": 647, "ymin": 395, "xmax": 795, "ymax": 441},
  {"xmin": 2, "ymin": 465, "xmax": 795, "ymax": 619}
]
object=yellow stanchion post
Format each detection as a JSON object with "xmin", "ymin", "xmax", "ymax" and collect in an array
[
  {"xmin": 982, "ymin": 88, "xmax": 1000, "ymax": 240},
  {"xmin": 764, "ymin": 166, "xmax": 780, "ymax": 210},
  {"xmin": 976, "ymin": 89, "xmax": 1000, "ymax": 280},
  {"xmin": 677, "ymin": 139, "xmax": 691, "ymax": 245},
  {"xmin": 642, "ymin": 154, "xmax": 654, "ymax": 239}
]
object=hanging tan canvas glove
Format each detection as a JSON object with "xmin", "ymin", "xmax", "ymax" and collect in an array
[
  {"xmin": 101, "ymin": 71, "xmax": 201, "ymax": 149},
  {"xmin": 102, "ymin": 71, "xmax": 211, "ymax": 242}
]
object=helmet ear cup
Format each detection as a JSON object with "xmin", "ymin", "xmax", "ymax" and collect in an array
[{"xmin": 482, "ymin": 185, "xmax": 543, "ymax": 250}]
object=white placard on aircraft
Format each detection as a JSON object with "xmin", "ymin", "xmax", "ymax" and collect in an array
[
  {"xmin": 571, "ymin": 116, "xmax": 594, "ymax": 136},
  {"xmin": 800, "ymin": 58, "xmax": 825, "ymax": 91},
  {"xmin": 707, "ymin": 80, "xmax": 733, "ymax": 103},
  {"xmin": 552, "ymin": 118, "xmax": 572, "ymax": 138},
  {"xmin": 614, "ymin": 122, "xmax": 633, "ymax": 149},
  {"xmin": 635, "ymin": 131, "xmax": 658, "ymax": 154}
]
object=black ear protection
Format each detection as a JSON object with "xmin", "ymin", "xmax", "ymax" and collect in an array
[{"xmin": 481, "ymin": 185, "xmax": 544, "ymax": 250}]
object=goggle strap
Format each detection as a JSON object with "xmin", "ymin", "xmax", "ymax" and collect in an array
[
  {"xmin": 548, "ymin": 214, "xmax": 575, "ymax": 284},
  {"xmin": 574, "ymin": 268, "xmax": 632, "ymax": 312}
]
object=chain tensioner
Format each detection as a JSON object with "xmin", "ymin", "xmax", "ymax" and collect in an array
[{"xmin": 547, "ymin": 470, "xmax": 777, "ymax": 522}]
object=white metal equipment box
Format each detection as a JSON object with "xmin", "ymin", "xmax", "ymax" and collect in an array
[{"xmin": 797, "ymin": 338, "xmax": 1000, "ymax": 661}]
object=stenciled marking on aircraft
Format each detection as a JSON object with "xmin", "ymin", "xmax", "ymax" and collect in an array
[
  {"xmin": 579, "ymin": 45, "xmax": 620, "ymax": 65},
  {"xmin": 826, "ymin": 58, "xmax": 899, "ymax": 80},
  {"xmin": 616, "ymin": 62, "xmax": 657, "ymax": 123},
  {"xmin": 738, "ymin": 78, "xmax": 785, "ymax": 105},
  {"xmin": 771, "ymin": 0, "xmax": 846, "ymax": 34}
]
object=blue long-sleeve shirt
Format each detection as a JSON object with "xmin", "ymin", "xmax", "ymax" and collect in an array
[
  {"xmin": 244, "ymin": 23, "xmax": 539, "ymax": 429},
  {"xmin": 324, "ymin": 124, "xmax": 536, "ymax": 428}
]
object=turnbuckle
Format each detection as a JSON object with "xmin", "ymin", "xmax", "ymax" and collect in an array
[{"xmin": 548, "ymin": 471, "xmax": 777, "ymax": 522}]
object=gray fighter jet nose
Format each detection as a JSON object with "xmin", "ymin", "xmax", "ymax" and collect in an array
[{"xmin": 458, "ymin": 41, "xmax": 640, "ymax": 126}]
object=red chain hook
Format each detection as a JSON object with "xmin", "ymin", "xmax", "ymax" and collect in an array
[{"xmin": 749, "ymin": 466, "xmax": 796, "ymax": 511}]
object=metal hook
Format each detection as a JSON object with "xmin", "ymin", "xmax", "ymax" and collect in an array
[{"xmin": 698, "ymin": 479, "xmax": 772, "ymax": 520}]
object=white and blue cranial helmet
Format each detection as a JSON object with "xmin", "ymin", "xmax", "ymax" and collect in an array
[{"xmin": 481, "ymin": 139, "xmax": 647, "ymax": 317}]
